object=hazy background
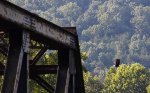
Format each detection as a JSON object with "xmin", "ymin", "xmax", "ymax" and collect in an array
[{"xmin": 8, "ymin": 0, "xmax": 150, "ymax": 74}]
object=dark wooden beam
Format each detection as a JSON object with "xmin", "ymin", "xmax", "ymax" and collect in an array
[
  {"xmin": 17, "ymin": 53, "xmax": 28, "ymax": 93},
  {"xmin": 55, "ymin": 49, "xmax": 69, "ymax": 93},
  {"xmin": 17, "ymin": 31, "xmax": 30, "ymax": 93},
  {"xmin": 30, "ymin": 47, "xmax": 47, "ymax": 65},
  {"xmin": 0, "ymin": 0, "xmax": 76, "ymax": 49},
  {"xmin": 74, "ymin": 36, "xmax": 85, "ymax": 93},
  {"xmin": 0, "ymin": 62, "xmax": 4, "ymax": 75},
  {"xmin": 2, "ymin": 30, "xmax": 25, "ymax": 93},
  {"xmin": 68, "ymin": 50, "xmax": 76, "ymax": 93},
  {"xmin": 0, "ymin": 65, "xmax": 58, "ymax": 76},
  {"xmin": 63, "ymin": 27, "xmax": 77, "ymax": 35},
  {"xmin": 0, "ymin": 1, "xmax": 86, "ymax": 92},
  {"xmin": 30, "ymin": 65, "xmax": 58, "ymax": 75},
  {"xmin": 31, "ymin": 75, "xmax": 54, "ymax": 93}
]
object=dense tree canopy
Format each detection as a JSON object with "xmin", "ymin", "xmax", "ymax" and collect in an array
[
  {"xmin": 147, "ymin": 84, "xmax": 150, "ymax": 93},
  {"xmin": 102, "ymin": 63, "xmax": 150, "ymax": 93},
  {"xmin": 1, "ymin": 0, "xmax": 150, "ymax": 92},
  {"xmin": 83, "ymin": 72, "xmax": 102, "ymax": 93},
  {"xmin": 7, "ymin": 0, "xmax": 150, "ymax": 75}
]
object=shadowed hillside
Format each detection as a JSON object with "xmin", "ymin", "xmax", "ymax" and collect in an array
[{"xmin": 8, "ymin": 0, "xmax": 150, "ymax": 74}]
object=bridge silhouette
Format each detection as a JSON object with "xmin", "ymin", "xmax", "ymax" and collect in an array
[{"xmin": 0, "ymin": 0, "xmax": 85, "ymax": 93}]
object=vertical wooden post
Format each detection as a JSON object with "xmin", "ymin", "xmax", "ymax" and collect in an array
[
  {"xmin": 2, "ymin": 30, "xmax": 29, "ymax": 93},
  {"xmin": 17, "ymin": 31, "xmax": 30, "ymax": 93},
  {"xmin": 67, "ymin": 50, "xmax": 76, "ymax": 93},
  {"xmin": 74, "ymin": 36, "xmax": 85, "ymax": 93},
  {"xmin": 61, "ymin": 27, "xmax": 85, "ymax": 93},
  {"xmin": 55, "ymin": 49, "xmax": 69, "ymax": 93},
  {"xmin": 17, "ymin": 53, "xmax": 28, "ymax": 93}
]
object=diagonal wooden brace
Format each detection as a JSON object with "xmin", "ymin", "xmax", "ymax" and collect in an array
[
  {"xmin": 31, "ymin": 75, "xmax": 54, "ymax": 93},
  {"xmin": 30, "ymin": 47, "xmax": 47, "ymax": 65}
]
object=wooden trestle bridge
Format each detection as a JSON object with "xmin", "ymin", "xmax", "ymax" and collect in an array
[{"xmin": 0, "ymin": 0, "xmax": 85, "ymax": 93}]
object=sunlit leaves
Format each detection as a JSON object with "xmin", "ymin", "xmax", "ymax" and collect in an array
[
  {"xmin": 102, "ymin": 63, "xmax": 150, "ymax": 93},
  {"xmin": 57, "ymin": 2, "xmax": 81, "ymax": 21},
  {"xmin": 83, "ymin": 72, "xmax": 102, "ymax": 93}
]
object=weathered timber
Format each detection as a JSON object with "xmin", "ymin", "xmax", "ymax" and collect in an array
[
  {"xmin": 0, "ymin": 62, "xmax": 4, "ymax": 75},
  {"xmin": 30, "ymin": 47, "xmax": 47, "ymax": 65},
  {"xmin": 17, "ymin": 31, "xmax": 30, "ymax": 93},
  {"xmin": 55, "ymin": 49, "xmax": 69, "ymax": 93},
  {"xmin": 0, "ymin": 0, "xmax": 76, "ymax": 49},
  {"xmin": 0, "ymin": 0, "xmax": 85, "ymax": 92},
  {"xmin": 2, "ymin": 30, "xmax": 27, "ymax": 93},
  {"xmin": 31, "ymin": 75, "xmax": 54, "ymax": 93},
  {"xmin": 74, "ymin": 35, "xmax": 85, "ymax": 93},
  {"xmin": 17, "ymin": 53, "xmax": 28, "ymax": 93},
  {"xmin": 30, "ymin": 65, "xmax": 58, "ymax": 75},
  {"xmin": 0, "ymin": 65, "xmax": 58, "ymax": 76}
]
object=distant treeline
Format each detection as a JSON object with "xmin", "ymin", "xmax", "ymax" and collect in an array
[{"xmin": 8, "ymin": 0, "xmax": 150, "ymax": 74}]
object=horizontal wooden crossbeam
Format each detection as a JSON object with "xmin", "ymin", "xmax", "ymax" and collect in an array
[
  {"xmin": 0, "ymin": 65, "xmax": 58, "ymax": 75},
  {"xmin": 30, "ymin": 65, "xmax": 58, "ymax": 75},
  {"xmin": 0, "ymin": 0, "xmax": 85, "ymax": 92},
  {"xmin": 0, "ymin": 0, "xmax": 76, "ymax": 49}
]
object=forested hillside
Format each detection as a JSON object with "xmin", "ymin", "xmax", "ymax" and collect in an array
[{"xmin": 8, "ymin": 0, "xmax": 150, "ymax": 74}]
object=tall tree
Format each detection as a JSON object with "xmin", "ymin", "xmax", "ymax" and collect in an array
[{"xmin": 102, "ymin": 63, "xmax": 150, "ymax": 93}]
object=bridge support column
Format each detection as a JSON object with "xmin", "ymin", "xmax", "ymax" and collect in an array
[
  {"xmin": 74, "ymin": 36, "xmax": 85, "ymax": 93},
  {"xmin": 55, "ymin": 49, "xmax": 69, "ymax": 93},
  {"xmin": 2, "ymin": 30, "xmax": 30, "ymax": 93}
]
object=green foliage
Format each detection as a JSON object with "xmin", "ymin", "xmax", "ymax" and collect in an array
[
  {"xmin": 84, "ymin": 72, "xmax": 102, "ymax": 93},
  {"xmin": 0, "ymin": 53, "xmax": 6, "ymax": 90},
  {"xmin": 81, "ymin": 52, "xmax": 88, "ymax": 61},
  {"xmin": 102, "ymin": 63, "xmax": 150, "ymax": 93},
  {"xmin": 4, "ymin": 1, "xmax": 150, "ymax": 92},
  {"xmin": 147, "ymin": 84, "xmax": 150, "ymax": 93},
  {"xmin": 29, "ymin": 74, "xmax": 57, "ymax": 93},
  {"xmin": 29, "ymin": 50, "xmax": 57, "ymax": 92},
  {"xmin": 8, "ymin": 0, "xmax": 150, "ymax": 75},
  {"xmin": 29, "ymin": 48, "xmax": 87, "ymax": 92},
  {"xmin": 57, "ymin": 2, "xmax": 81, "ymax": 20}
]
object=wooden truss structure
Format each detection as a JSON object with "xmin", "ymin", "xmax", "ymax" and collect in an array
[{"xmin": 0, "ymin": 1, "xmax": 85, "ymax": 93}]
